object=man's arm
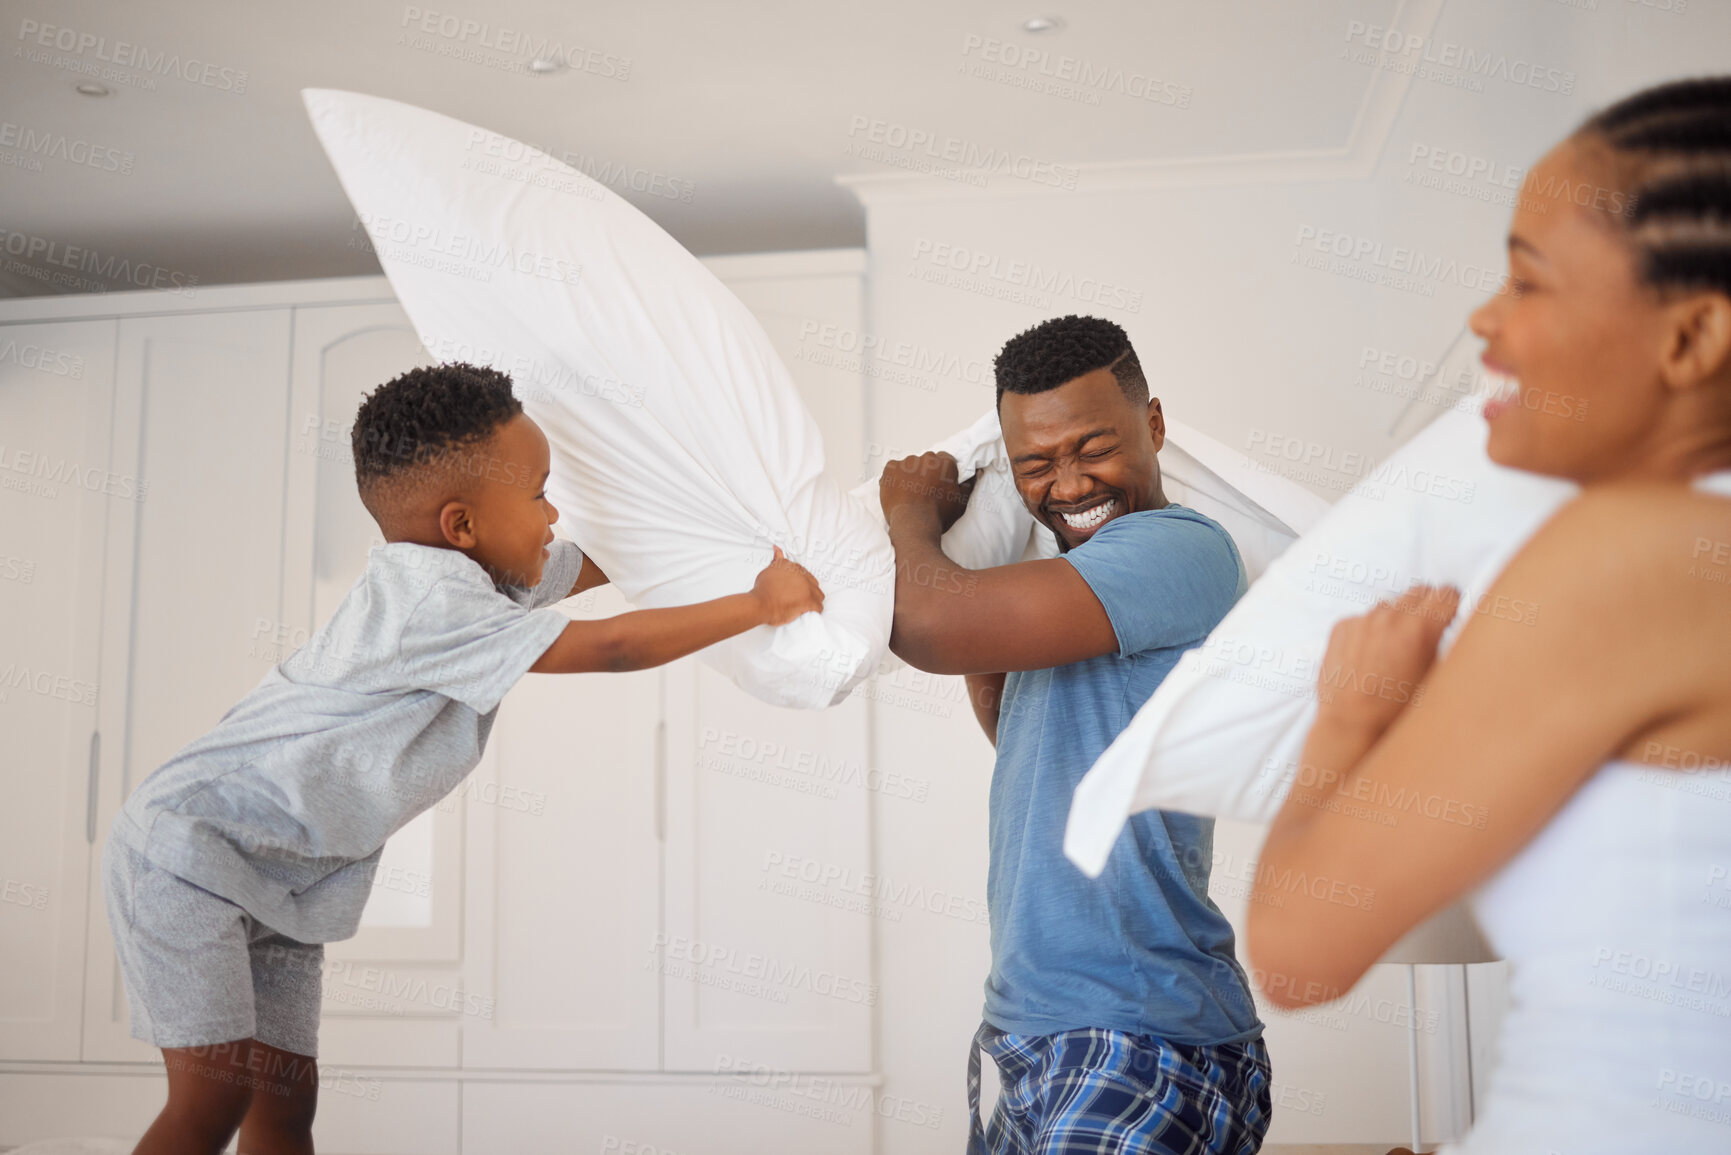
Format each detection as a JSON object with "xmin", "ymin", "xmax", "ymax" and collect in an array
[
  {"xmin": 964, "ymin": 672, "xmax": 1006, "ymax": 747},
  {"xmin": 886, "ymin": 502, "xmax": 1115, "ymax": 673},
  {"xmin": 879, "ymin": 453, "xmax": 1117, "ymax": 675}
]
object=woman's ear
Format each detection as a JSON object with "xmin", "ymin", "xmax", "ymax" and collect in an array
[
  {"xmin": 1660, "ymin": 292, "xmax": 1731, "ymax": 393},
  {"xmin": 439, "ymin": 500, "xmax": 477, "ymax": 549}
]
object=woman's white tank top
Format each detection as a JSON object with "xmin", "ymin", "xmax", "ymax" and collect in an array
[{"xmin": 1445, "ymin": 471, "xmax": 1731, "ymax": 1153}]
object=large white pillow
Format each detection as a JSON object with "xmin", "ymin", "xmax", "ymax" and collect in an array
[
  {"xmin": 305, "ymin": 89, "xmax": 1323, "ymax": 708},
  {"xmin": 853, "ymin": 409, "xmax": 1329, "ymax": 578},
  {"xmin": 306, "ymin": 89, "xmax": 904, "ymax": 708},
  {"xmin": 1064, "ymin": 398, "xmax": 1578, "ymax": 877}
]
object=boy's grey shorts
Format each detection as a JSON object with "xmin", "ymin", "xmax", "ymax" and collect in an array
[{"xmin": 102, "ymin": 837, "xmax": 323, "ymax": 1057}]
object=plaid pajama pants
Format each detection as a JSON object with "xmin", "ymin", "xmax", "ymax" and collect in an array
[{"xmin": 967, "ymin": 1022, "xmax": 1271, "ymax": 1155}]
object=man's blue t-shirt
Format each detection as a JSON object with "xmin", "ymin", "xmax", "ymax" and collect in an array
[{"xmin": 984, "ymin": 505, "xmax": 1263, "ymax": 1045}]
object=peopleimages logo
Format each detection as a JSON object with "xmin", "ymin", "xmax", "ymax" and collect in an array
[
  {"xmin": 845, "ymin": 115, "xmax": 1079, "ymax": 190},
  {"xmin": 1341, "ymin": 20, "xmax": 1575, "ymax": 96},
  {"xmin": 651, "ymin": 933, "xmax": 879, "ymax": 1007},
  {"xmin": 15, "ymin": 19, "xmax": 249, "ymax": 93},
  {"xmin": 0, "ymin": 335, "xmax": 84, "ymax": 378},
  {"xmin": 1245, "ymin": 426, "xmax": 1480, "ymax": 505},
  {"xmin": 797, "ymin": 321, "xmax": 993, "ymax": 392},
  {"xmin": 0, "ymin": 121, "xmax": 134, "ymax": 174},
  {"xmin": 0, "ymin": 228, "xmax": 198, "ymax": 296},
  {"xmin": 908, "ymin": 238, "xmax": 1143, "ymax": 313},
  {"xmin": 759, "ymin": 850, "xmax": 990, "ymax": 925},
  {"xmin": 398, "ymin": 6, "xmax": 631, "ymax": 80},
  {"xmin": 957, "ymin": 34, "xmax": 1193, "ymax": 108},
  {"xmin": 1292, "ymin": 225, "xmax": 1508, "ymax": 296},
  {"xmin": 352, "ymin": 211, "xmax": 582, "ymax": 286},
  {"xmin": 462, "ymin": 129, "xmax": 695, "ymax": 204}
]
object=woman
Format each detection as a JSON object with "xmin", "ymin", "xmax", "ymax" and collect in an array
[{"xmin": 1248, "ymin": 78, "xmax": 1731, "ymax": 1152}]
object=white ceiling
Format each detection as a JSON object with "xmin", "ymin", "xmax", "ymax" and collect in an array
[{"xmin": 0, "ymin": 0, "xmax": 1393, "ymax": 296}]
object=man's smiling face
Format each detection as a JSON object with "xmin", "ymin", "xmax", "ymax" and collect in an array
[{"xmin": 998, "ymin": 366, "xmax": 1167, "ymax": 553}]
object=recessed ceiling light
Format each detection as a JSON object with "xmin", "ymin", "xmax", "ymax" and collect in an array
[
  {"xmin": 75, "ymin": 82, "xmax": 111, "ymax": 97},
  {"xmin": 1022, "ymin": 16, "xmax": 1063, "ymax": 33},
  {"xmin": 527, "ymin": 58, "xmax": 566, "ymax": 75}
]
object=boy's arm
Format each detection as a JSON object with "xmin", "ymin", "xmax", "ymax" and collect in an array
[
  {"xmin": 531, "ymin": 548, "xmax": 822, "ymax": 674},
  {"xmin": 530, "ymin": 597, "xmax": 762, "ymax": 674},
  {"xmin": 566, "ymin": 554, "xmax": 610, "ymax": 599}
]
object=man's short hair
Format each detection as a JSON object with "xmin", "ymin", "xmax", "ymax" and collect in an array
[
  {"xmin": 993, "ymin": 315, "xmax": 1149, "ymax": 407},
  {"xmin": 350, "ymin": 362, "xmax": 523, "ymax": 524}
]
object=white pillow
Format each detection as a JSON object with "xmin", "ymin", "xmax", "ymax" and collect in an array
[
  {"xmin": 1159, "ymin": 416, "xmax": 1330, "ymax": 582},
  {"xmin": 1064, "ymin": 398, "xmax": 1577, "ymax": 877},
  {"xmin": 306, "ymin": 88, "xmax": 899, "ymax": 708},
  {"xmin": 305, "ymin": 89, "xmax": 1324, "ymax": 709},
  {"xmin": 852, "ymin": 409, "xmax": 1330, "ymax": 579}
]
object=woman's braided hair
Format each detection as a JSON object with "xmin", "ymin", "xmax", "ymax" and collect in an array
[{"xmin": 1576, "ymin": 77, "xmax": 1731, "ymax": 298}]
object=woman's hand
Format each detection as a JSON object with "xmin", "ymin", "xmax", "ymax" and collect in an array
[
  {"xmin": 751, "ymin": 546, "xmax": 826, "ymax": 626},
  {"xmin": 1314, "ymin": 583, "xmax": 1462, "ymax": 744}
]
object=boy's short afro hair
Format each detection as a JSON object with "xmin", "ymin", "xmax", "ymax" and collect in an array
[
  {"xmin": 993, "ymin": 315, "xmax": 1148, "ymax": 407},
  {"xmin": 351, "ymin": 362, "xmax": 522, "ymax": 494}
]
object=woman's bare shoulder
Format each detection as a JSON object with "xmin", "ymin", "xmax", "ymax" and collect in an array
[
  {"xmin": 1492, "ymin": 482, "xmax": 1731, "ymax": 730},
  {"xmin": 1514, "ymin": 480, "xmax": 1731, "ymax": 599}
]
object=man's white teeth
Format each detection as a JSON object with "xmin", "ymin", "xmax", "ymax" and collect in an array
[{"xmin": 1060, "ymin": 499, "xmax": 1116, "ymax": 530}]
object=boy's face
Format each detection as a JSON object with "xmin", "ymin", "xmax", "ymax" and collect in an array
[{"xmin": 440, "ymin": 413, "xmax": 560, "ymax": 588}]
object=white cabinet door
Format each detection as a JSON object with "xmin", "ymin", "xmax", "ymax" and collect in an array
[
  {"xmin": 1465, "ymin": 960, "xmax": 1511, "ymax": 1123},
  {"xmin": 461, "ymin": 595, "xmax": 663, "ymax": 1072},
  {"xmin": 1210, "ymin": 818, "xmax": 1423, "ymax": 1145},
  {"xmin": 662, "ymin": 256, "xmax": 874, "ymax": 1075},
  {"xmin": 280, "ymin": 302, "xmax": 474, "ymax": 1068},
  {"xmin": 82, "ymin": 308, "xmax": 295, "ymax": 1061},
  {"xmin": 0, "ymin": 318, "xmax": 116, "ymax": 1060},
  {"xmin": 663, "ymin": 660, "xmax": 874, "ymax": 1073}
]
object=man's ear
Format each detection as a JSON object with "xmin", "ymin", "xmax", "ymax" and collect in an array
[
  {"xmin": 1660, "ymin": 292, "xmax": 1731, "ymax": 393},
  {"xmin": 1146, "ymin": 397, "xmax": 1166, "ymax": 453},
  {"xmin": 439, "ymin": 500, "xmax": 477, "ymax": 549}
]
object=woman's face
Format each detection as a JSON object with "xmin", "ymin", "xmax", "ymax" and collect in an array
[{"xmin": 1470, "ymin": 140, "xmax": 1669, "ymax": 483}]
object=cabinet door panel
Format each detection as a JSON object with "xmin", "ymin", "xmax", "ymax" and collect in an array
[
  {"xmin": 1211, "ymin": 819, "xmax": 1422, "ymax": 1145},
  {"xmin": 462, "ymin": 586, "xmax": 663, "ymax": 1071},
  {"xmin": 664, "ymin": 660, "xmax": 873, "ymax": 1072},
  {"xmin": 283, "ymin": 303, "xmax": 471, "ymax": 1068},
  {"xmin": 463, "ymin": 1078, "xmax": 876, "ymax": 1155},
  {"xmin": 83, "ymin": 309, "xmax": 294, "ymax": 1061},
  {"xmin": 0, "ymin": 318, "xmax": 115, "ymax": 1060},
  {"xmin": 661, "ymin": 259, "xmax": 875, "ymax": 1074}
]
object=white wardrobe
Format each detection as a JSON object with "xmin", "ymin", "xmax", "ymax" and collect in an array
[
  {"xmin": 0, "ymin": 254, "xmax": 875, "ymax": 1153},
  {"xmin": 0, "ymin": 254, "xmax": 1498, "ymax": 1154}
]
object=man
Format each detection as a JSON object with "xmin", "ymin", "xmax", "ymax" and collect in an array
[{"xmin": 879, "ymin": 315, "xmax": 1269, "ymax": 1154}]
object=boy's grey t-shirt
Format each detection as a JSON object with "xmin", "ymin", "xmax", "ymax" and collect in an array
[{"xmin": 112, "ymin": 539, "xmax": 583, "ymax": 943}]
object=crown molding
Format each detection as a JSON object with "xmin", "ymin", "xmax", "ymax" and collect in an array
[{"xmin": 837, "ymin": 0, "xmax": 1444, "ymax": 207}]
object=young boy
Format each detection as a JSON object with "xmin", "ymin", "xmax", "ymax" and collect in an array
[{"xmin": 102, "ymin": 362, "xmax": 823, "ymax": 1154}]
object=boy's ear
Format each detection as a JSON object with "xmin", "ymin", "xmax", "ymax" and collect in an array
[{"xmin": 439, "ymin": 501, "xmax": 477, "ymax": 549}]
